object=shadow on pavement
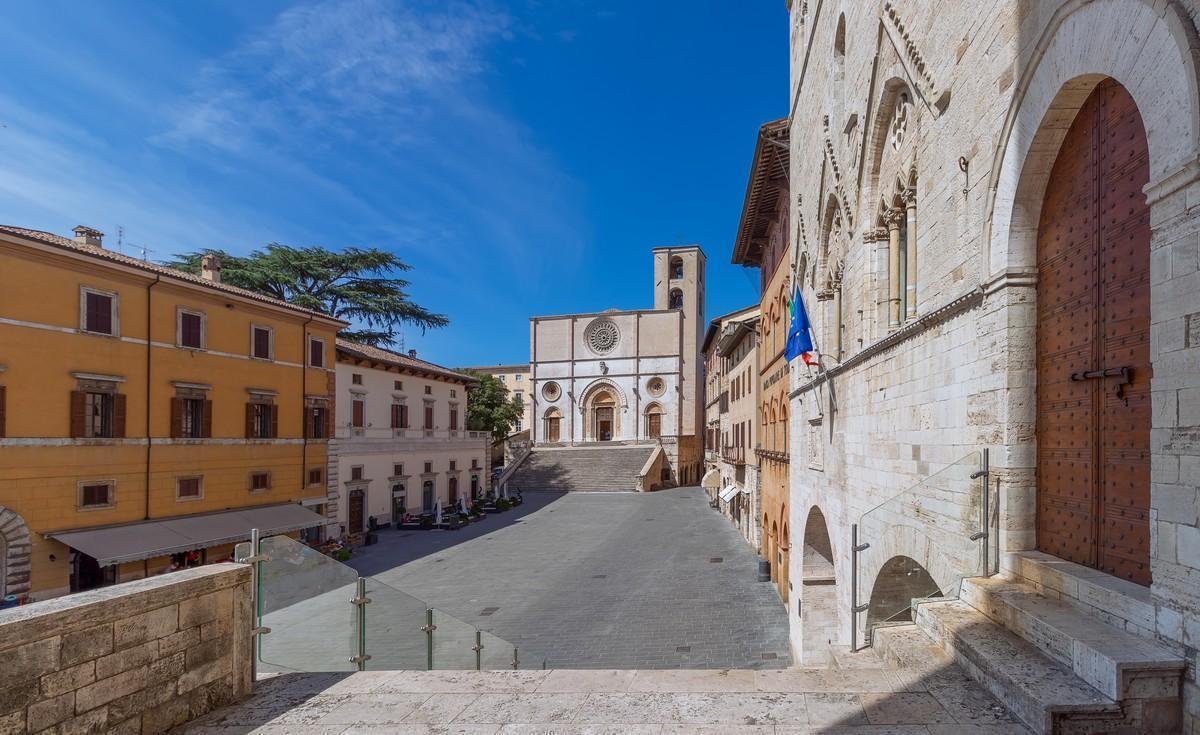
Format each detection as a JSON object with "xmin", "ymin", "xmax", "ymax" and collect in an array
[{"xmin": 345, "ymin": 489, "xmax": 569, "ymax": 576}]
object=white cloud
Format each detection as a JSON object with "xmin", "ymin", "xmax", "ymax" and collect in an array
[{"xmin": 156, "ymin": 0, "xmax": 513, "ymax": 152}]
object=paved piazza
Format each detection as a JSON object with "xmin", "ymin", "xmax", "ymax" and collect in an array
[
  {"xmin": 344, "ymin": 486, "xmax": 792, "ymax": 670},
  {"xmin": 181, "ymin": 666, "xmax": 1028, "ymax": 734}
]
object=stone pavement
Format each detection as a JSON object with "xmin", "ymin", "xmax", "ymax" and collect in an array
[
  {"xmin": 178, "ymin": 661, "xmax": 1030, "ymax": 734},
  {"xmin": 336, "ymin": 486, "xmax": 792, "ymax": 669}
]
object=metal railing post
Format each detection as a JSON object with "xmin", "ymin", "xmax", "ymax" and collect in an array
[
  {"xmin": 969, "ymin": 448, "xmax": 991, "ymax": 576},
  {"xmin": 474, "ymin": 630, "xmax": 483, "ymax": 671},
  {"xmin": 850, "ymin": 523, "xmax": 870, "ymax": 651},
  {"xmin": 242, "ymin": 528, "xmax": 272, "ymax": 680},
  {"xmin": 512, "ymin": 647, "xmax": 520, "ymax": 670},
  {"xmin": 423, "ymin": 608, "xmax": 435, "ymax": 670},
  {"xmin": 349, "ymin": 577, "xmax": 371, "ymax": 671}
]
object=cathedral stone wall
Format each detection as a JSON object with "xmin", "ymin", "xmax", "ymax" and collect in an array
[{"xmin": 785, "ymin": 0, "xmax": 1200, "ymax": 723}]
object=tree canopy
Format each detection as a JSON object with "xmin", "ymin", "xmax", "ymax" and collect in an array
[
  {"xmin": 463, "ymin": 371, "xmax": 526, "ymax": 443},
  {"xmin": 166, "ymin": 244, "xmax": 447, "ymax": 346}
]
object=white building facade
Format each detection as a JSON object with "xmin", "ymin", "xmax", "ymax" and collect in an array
[
  {"xmin": 529, "ymin": 246, "xmax": 706, "ymax": 484},
  {"xmin": 328, "ymin": 341, "xmax": 489, "ymax": 536}
]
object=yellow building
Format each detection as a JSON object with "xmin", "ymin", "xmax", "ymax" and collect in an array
[
  {"xmin": 0, "ymin": 225, "xmax": 345, "ymax": 601},
  {"xmin": 732, "ymin": 118, "xmax": 792, "ymax": 605}
]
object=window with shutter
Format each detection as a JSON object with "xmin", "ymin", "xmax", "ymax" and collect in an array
[
  {"xmin": 352, "ymin": 399, "xmax": 365, "ymax": 428},
  {"xmin": 307, "ymin": 405, "xmax": 328, "ymax": 438},
  {"xmin": 78, "ymin": 481, "xmax": 114, "ymax": 509},
  {"xmin": 351, "ymin": 466, "xmax": 364, "ymax": 481},
  {"xmin": 176, "ymin": 476, "xmax": 203, "ymax": 500},
  {"xmin": 309, "ymin": 338, "xmax": 325, "ymax": 367},
  {"xmin": 178, "ymin": 310, "xmax": 204, "ymax": 349},
  {"xmin": 449, "ymin": 408, "xmax": 458, "ymax": 431},
  {"xmin": 82, "ymin": 289, "xmax": 115, "ymax": 335},
  {"xmin": 252, "ymin": 326, "xmax": 272, "ymax": 359},
  {"xmin": 0, "ymin": 384, "xmax": 6, "ymax": 438},
  {"xmin": 246, "ymin": 402, "xmax": 274, "ymax": 439},
  {"xmin": 391, "ymin": 403, "xmax": 403, "ymax": 429},
  {"xmin": 424, "ymin": 405, "xmax": 434, "ymax": 430},
  {"xmin": 249, "ymin": 471, "xmax": 271, "ymax": 492},
  {"xmin": 308, "ymin": 467, "xmax": 323, "ymax": 486}
]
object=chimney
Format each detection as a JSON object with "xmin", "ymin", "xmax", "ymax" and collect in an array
[
  {"xmin": 72, "ymin": 226, "xmax": 104, "ymax": 248},
  {"xmin": 200, "ymin": 254, "xmax": 222, "ymax": 283},
  {"xmin": 408, "ymin": 349, "xmax": 417, "ymax": 359}
]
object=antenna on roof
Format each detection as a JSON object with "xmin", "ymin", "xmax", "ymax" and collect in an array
[{"xmin": 116, "ymin": 226, "xmax": 125, "ymax": 254}]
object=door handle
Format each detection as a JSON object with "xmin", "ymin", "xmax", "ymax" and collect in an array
[{"xmin": 1070, "ymin": 366, "xmax": 1132, "ymax": 402}]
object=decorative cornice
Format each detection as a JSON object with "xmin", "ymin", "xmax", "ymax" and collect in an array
[
  {"xmin": 881, "ymin": 2, "xmax": 951, "ymax": 117},
  {"xmin": 822, "ymin": 115, "xmax": 855, "ymax": 228},
  {"xmin": 790, "ymin": 285, "xmax": 985, "ymax": 398}
]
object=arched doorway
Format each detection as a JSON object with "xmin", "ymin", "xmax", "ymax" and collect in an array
[
  {"xmin": 1035, "ymin": 79, "xmax": 1152, "ymax": 586},
  {"xmin": 644, "ymin": 403, "xmax": 663, "ymax": 439},
  {"xmin": 801, "ymin": 507, "xmax": 838, "ymax": 662},
  {"xmin": 592, "ymin": 390, "xmax": 615, "ymax": 441},
  {"xmin": 865, "ymin": 555, "xmax": 941, "ymax": 631},
  {"xmin": 770, "ymin": 520, "xmax": 779, "ymax": 583},
  {"xmin": 0, "ymin": 507, "xmax": 31, "ymax": 598},
  {"xmin": 543, "ymin": 407, "xmax": 562, "ymax": 443}
]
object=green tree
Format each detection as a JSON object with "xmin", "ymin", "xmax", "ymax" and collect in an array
[
  {"xmin": 464, "ymin": 371, "xmax": 526, "ymax": 442},
  {"xmin": 165, "ymin": 245, "xmax": 447, "ymax": 346}
]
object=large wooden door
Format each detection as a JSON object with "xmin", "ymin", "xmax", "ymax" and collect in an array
[
  {"xmin": 1035, "ymin": 79, "xmax": 1152, "ymax": 586},
  {"xmin": 348, "ymin": 489, "xmax": 365, "ymax": 534}
]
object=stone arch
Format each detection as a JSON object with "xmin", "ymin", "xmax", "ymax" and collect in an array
[
  {"xmin": 800, "ymin": 505, "xmax": 840, "ymax": 661},
  {"xmin": 542, "ymin": 406, "xmax": 562, "ymax": 443},
  {"xmin": 986, "ymin": 0, "xmax": 1200, "ymax": 276},
  {"xmin": 863, "ymin": 74, "xmax": 916, "ymax": 219},
  {"xmin": 579, "ymin": 379, "xmax": 626, "ymax": 442},
  {"xmin": 0, "ymin": 506, "xmax": 31, "ymax": 597},
  {"xmin": 983, "ymin": 0, "xmax": 1200, "ymax": 561},
  {"xmin": 643, "ymin": 401, "xmax": 664, "ymax": 439},
  {"xmin": 669, "ymin": 255, "xmax": 684, "ymax": 279},
  {"xmin": 858, "ymin": 522, "xmax": 961, "ymax": 644},
  {"xmin": 668, "ymin": 288, "xmax": 684, "ymax": 310},
  {"xmin": 865, "ymin": 555, "xmax": 941, "ymax": 632}
]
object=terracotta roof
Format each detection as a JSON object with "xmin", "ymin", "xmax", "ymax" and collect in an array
[
  {"xmin": 731, "ymin": 119, "xmax": 790, "ymax": 266},
  {"xmin": 0, "ymin": 225, "xmax": 345, "ymax": 325},
  {"xmin": 336, "ymin": 339, "xmax": 478, "ymax": 384}
]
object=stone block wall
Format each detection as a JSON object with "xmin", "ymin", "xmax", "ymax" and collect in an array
[{"xmin": 0, "ymin": 564, "xmax": 252, "ymax": 734}]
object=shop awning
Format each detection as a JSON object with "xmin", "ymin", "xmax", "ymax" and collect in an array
[
  {"xmin": 719, "ymin": 485, "xmax": 741, "ymax": 502},
  {"xmin": 46, "ymin": 503, "xmax": 328, "ymax": 567}
]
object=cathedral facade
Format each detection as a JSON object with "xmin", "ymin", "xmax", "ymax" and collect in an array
[{"xmin": 528, "ymin": 246, "xmax": 705, "ymax": 485}]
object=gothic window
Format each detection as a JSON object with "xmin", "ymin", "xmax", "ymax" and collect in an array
[
  {"xmin": 889, "ymin": 92, "xmax": 912, "ymax": 151},
  {"xmin": 668, "ymin": 288, "xmax": 684, "ymax": 310},
  {"xmin": 877, "ymin": 172, "xmax": 917, "ymax": 330}
]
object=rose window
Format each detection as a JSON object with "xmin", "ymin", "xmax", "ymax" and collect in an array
[{"xmin": 585, "ymin": 319, "xmax": 620, "ymax": 355}]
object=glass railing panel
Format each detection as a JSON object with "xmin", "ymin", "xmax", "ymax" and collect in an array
[
  {"xmin": 857, "ymin": 451, "xmax": 982, "ymax": 632},
  {"xmin": 477, "ymin": 628, "xmax": 519, "ymax": 671},
  {"xmin": 254, "ymin": 535, "xmax": 358, "ymax": 672},
  {"xmin": 430, "ymin": 608, "xmax": 482, "ymax": 670},
  {"xmin": 362, "ymin": 577, "xmax": 432, "ymax": 671}
]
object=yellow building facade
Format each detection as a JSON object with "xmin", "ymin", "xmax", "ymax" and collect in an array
[{"xmin": 0, "ymin": 225, "xmax": 344, "ymax": 601}]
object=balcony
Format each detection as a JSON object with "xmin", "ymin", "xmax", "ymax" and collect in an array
[
  {"xmin": 720, "ymin": 445, "xmax": 746, "ymax": 465},
  {"xmin": 342, "ymin": 425, "xmax": 489, "ymax": 442}
]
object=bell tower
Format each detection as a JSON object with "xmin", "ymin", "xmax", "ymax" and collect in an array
[{"xmin": 652, "ymin": 245, "xmax": 706, "ymax": 443}]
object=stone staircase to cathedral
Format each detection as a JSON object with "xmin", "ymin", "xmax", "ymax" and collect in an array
[
  {"xmin": 874, "ymin": 552, "xmax": 1186, "ymax": 734},
  {"xmin": 506, "ymin": 445, "xmax": 657, "ymax": 493}
]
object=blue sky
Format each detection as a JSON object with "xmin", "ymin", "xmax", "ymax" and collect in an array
[{"xmin": 0, "ymin": 1, "xmax": 786, "ymax": 367}]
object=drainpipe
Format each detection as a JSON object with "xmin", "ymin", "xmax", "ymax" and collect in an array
[
  {"xmin": 301, "ymin": 316, "xmax": 314, "ymax": 495},
  {"xmin": 145, "ymin": 275, "xmax": 161, "ymax": 521}
]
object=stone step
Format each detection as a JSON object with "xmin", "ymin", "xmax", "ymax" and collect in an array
[
  {"xmin": 960, "ymin": 576, "xmax": 1184, "ymax": 701},
  {"xmin": 913, "ymin": 598, "xmax": 1124, "ymax": 734},
  {"xmin": 508, "ymin": 447, "xmax": 655, "ymax": 493}
]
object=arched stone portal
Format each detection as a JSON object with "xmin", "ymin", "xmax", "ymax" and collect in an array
[
  {"xmin": 579, "ymin": 381, "xmax": 626, "ymax": 442},
  {"xmin": 984, "ymin": 0, "xmax": 1199, "ymax": 580},
  {"xmin": 800, "ymin": 506, "xmax": 839, "ymax": 663},
  {"xmin": 865, "ymin": 555, "xmax": 941, "ymax": 632},
  {"xmin": 0, "ymin": 507, "xmax": 32, "ymax": 598}
]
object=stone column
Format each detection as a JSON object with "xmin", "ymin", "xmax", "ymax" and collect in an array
[
  {"xmin": 887, "ymin": 209, "xmax": 903, "ymax": 329},
  {"xmin": 832, "ymin": 266, "xmax": 843, "ymax": 360},
  {"xmin": 904, "ymin": 189, "xmax": 917, "ymax": 321}
]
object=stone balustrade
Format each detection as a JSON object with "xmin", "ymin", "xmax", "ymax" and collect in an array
[{"xmin": 0, "ymin": 564, "xmax": 252, "ymax": 734}]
